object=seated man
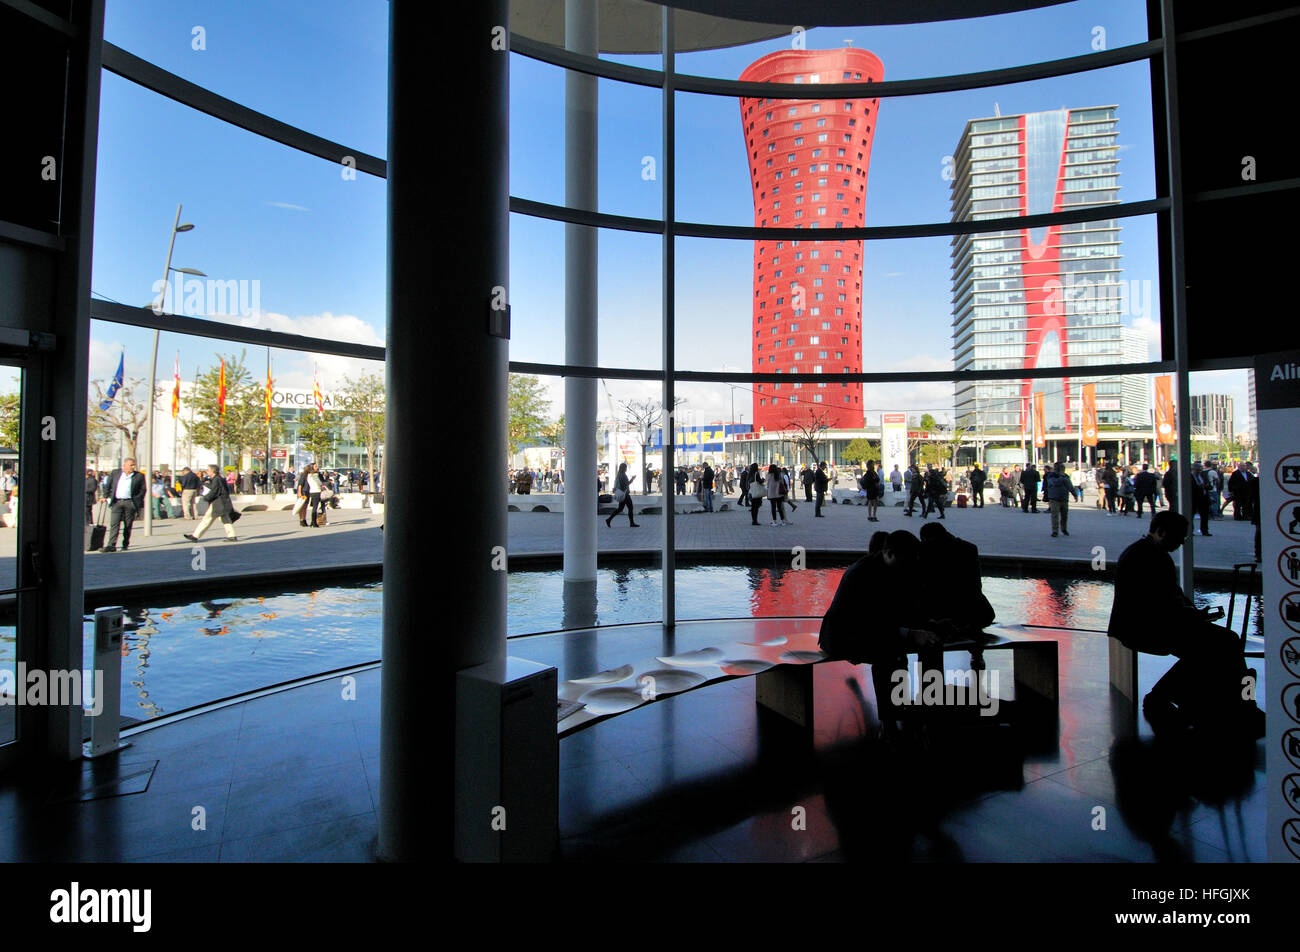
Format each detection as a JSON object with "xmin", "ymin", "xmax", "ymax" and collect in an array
[
  {"xmin": 917, "ymin": 521, "xmax": 995, "ymax": 641},
  {"xmin": 819, "ymin": 530, "xmax": 941, "ymax": 736},
  {"xmin": 1107, "ymin": 510, "xmax": 1263, "ymax": 738}
]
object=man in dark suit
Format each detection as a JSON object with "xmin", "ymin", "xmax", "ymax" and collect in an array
[
  {"xmin": 101, "ymin": 457, "xmax": 146, "ymax": 552},
  {"xmin": 1132, "ymin": 462, "xmax": 1158, "ymax": 515},
  {"xmin": 1226, "ymin": 462, "xmax": 1250, "ymax": 520},
  {"xmin": 1108, "ymin": 510, "xmax": 1257, "ymax": 734},
  {"xmin": 1020, "ymin": 463, "xmax": 1041, "ymax": 513}
]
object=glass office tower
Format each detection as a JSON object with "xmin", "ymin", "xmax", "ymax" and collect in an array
[{"xmin": 950, "ymin": 106, "xmax": 1130, "ymax": 437}]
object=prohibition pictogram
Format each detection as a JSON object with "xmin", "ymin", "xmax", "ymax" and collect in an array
[
  {"xmin": 1282, "ymin": 592, "xmax": 1300, "ymax": 636},
  {"xmin": 1284, "ymin": 818, "xmax": 1300, "ymax": 862},
  {"xmin": 1285, "ymin": 683, "xmax": 1300, "ymax": 726},
  {"xmin": 1283, "ymin": 728, "xmax": 1300, "ymax": 770},
  {"xmin": 1283, "ymin": 637, "xmax": 1300, "ymax": 680},
  {"xmin": 1276, "ymin": 500, "xmax": 1300, "ymax": 543},
  {"xmin": 1277, "ymin": 453, "xmax": 1300, "ymax": 497},
  {"xmin": 1283, "ymin": 774, "xmax": 1300, "ymax": 816}
]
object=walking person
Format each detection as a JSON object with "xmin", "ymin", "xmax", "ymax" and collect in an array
[
  {"xmin": 813, "ymin": 460, "xmax": 829, "ymax": 517},
  {"xmin": 295, "ymin": 466, "xmax": 312, "ymax": 526},
  {"xmin": 925, "ymin": 466, "xmax": 948, "ymax": 520},
  {"xmin": 1133, "ymin": 462, "xmax": 1158, "ymax": 516},
  {"xmin": 801, "ymin": 465, "xmax": 814, "ymax": 502},
  {"xmin": 100, "ymin": 458, "xmax": 146, "ymax": 553},
  {"xmin": 1011, "ymin": 465, "xmax": 1024, "ymax": 510},
  {"xmin": 1020, "ymin": 463, "xmax": 1040, "ymax": 513},
  {"xmin": 889, "ymin": 464, "xmax": 902, "ymax": 496},
  {"xmin": 781, "ymin": 468, "xmax": 798, "ymax": 512},
  {"xmin": 1042, "ymin": 461, "xmax": 1080, "ymax": 537},
  {"xmin": 702, "ymin": 461, "xmax": 715, "ymax": 512},
  {"xmin": 184, "ymin": 464, "xmax": 238, "ymax": 542},
  {"xmin": 1101, "ymin": 463, "xmax": 1119, "ymax": 514},
  {"xmin": 905, "ymin": 464, "xmax": 925, "ymax": 517},
  {"xmin": 605, "ymin": 462, "xmax": 639, "ymax": 527},
  {"xmin": 177, "ymin": 466, "xmax": 201, "ymax": 519},
  {"xmin": 1227, "ymin": 462, "xmax": 1250, "ymax": 521},
  {"xmin": 1119, "ymin": 467, "xmax": 1136, "ymax": 515},
  {"xmin": 863, "ymin": 460, "xmax": 882, "ymax": 522},
  {"xmin": 766, "ymin": 464, "xmax": 791, "ymax": 526}
]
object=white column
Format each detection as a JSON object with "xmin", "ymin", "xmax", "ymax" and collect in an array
[{"xmin": 563, "ymin": 0, "xmax": 598, "ymax": 586}]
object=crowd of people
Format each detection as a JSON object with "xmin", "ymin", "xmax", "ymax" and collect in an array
[{"xmin": 84, "ymin": 459, "xmax": 380, "ymax": 549}]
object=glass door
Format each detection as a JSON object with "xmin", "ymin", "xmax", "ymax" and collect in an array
[{"xmin": 0, "ymin": 359, "xmax": 33, "ymax": 768}]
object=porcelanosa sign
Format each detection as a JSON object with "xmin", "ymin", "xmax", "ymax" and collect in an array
[{"xmin": 270, "ymin": 389, "xmax": 377, "ymax": 411}]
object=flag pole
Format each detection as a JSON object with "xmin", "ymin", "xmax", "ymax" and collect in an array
[
  {"xmin": 266, "ymin": 346, "xmax": 273, "ymax": 494},
  {"xmin": 172, "ymin": 349, "xmax": 178, "ymax": 484}
]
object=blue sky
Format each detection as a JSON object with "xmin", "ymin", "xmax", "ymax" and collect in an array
[{"xmin": 87, "ymin": 0, "xmax": 1249, "ymax": 432}]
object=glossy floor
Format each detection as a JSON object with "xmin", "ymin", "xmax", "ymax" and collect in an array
[{"xmin": 0, "ymin": 619, "xmax": 1267, "ymax": 862}]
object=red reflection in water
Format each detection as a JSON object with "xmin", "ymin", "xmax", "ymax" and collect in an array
[{"xmin": 749, "ymin": 567, "xmax": 847, "ymax": 618}]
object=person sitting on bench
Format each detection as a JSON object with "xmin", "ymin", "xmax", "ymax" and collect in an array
[
  {"xmin": 918, "ymin": 521, "xmax": 996, "ymax": 641},
  {"xmin": 1107, "ymin": 510, "xmax": 1263, "ymax": 738},
  {"xmin": 819, "ymin": 530, "xmax": 942, "ymax": 737}
]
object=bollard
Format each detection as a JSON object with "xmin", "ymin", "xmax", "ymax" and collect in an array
[{"xmin": 83, "ymin": 606, "xmax": 131, "ymax": 758}]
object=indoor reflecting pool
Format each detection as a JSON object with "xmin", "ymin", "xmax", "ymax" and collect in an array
[{"xmin": 0, "ymin": 563, "xmax": 1259, "ymax": 723}]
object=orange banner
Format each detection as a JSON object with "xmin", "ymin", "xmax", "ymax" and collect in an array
[
  {"xmin": 1080, "ymin": 383, "xmax": 1098, "ymax": 446},
  {"xmin": 1154, "ymin": 375, "xmax": 1175, "ymax": 444},
  {"xmin": 1033, "ymin": 391, "xmax": 1046, "ymax": 448},
  {"xmin": 218, "ymin": 358, "xmax": 227, "ymax": 419}
]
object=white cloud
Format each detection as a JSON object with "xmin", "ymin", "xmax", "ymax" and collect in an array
[
  {"xmin": 266, "ymin": 201, "xmax": 310, "ymax": 211},
  {"xmin": 1131, "ymin": 316, "xmax": 1160, "ymax": 359},
  {"xmin": 881, "ymin": 271, "xmax": 903, "ymax": 278}
]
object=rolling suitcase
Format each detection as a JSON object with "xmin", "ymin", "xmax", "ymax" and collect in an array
[
  {"xmin": 87, "ymin": 500, "xmax": 107, "ymax": 551},
  {"xmin": 956, "ymin": 493, "xmax": 967, "ymax": 508}
]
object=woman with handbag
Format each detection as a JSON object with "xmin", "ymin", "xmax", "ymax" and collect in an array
[
  {"xmin": 306, "ymin": 464, "xmax": 326, "ymax": 527},
  {"xmin": 766, "ymin": 463, "xmax": 790, "ymax": 526},
  {"xmin": 605, "ymin": 462, "xmax": 638, "ymax": 528}
]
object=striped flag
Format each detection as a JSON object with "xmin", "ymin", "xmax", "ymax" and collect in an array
[
  {"xmin": 218, "ymin": 358, "xmax": 227, "ymax": 419},
  {"xmin": 313, "ymin": 368, "xmax": 324, "ymax": 418},
  {"xmin": 171, "ymin": 352, "xmax": 181, "ymax": 419},
  {"xmin": 265, "ymin": 361, "xmax": 273, "ymax": 424}
]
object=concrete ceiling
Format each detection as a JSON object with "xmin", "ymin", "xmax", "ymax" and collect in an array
[{"xmin": 509, "ymin": 0, "xmax": 1070, "ymax": 54}]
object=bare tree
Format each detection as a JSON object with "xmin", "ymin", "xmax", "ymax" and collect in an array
[
  {"xmin": 88, "ymin": 377, "xmax": 151, "ymax": 463},
  {"xmin": 620, "ymin": 397, "xmax": 683, "ymax": 494},
  {"xmin": 781, "ymin": 402, "xmax": 837, "ymax": 468}
]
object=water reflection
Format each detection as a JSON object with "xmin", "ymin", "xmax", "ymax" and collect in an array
[{"xmin": 57, "ymin": 567, "xmax": 1261, "ymax": 725}]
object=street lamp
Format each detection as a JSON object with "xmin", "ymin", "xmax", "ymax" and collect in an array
[{"xmin": 141, "ymin": 203, "xmax": 203, "ymax": 536}]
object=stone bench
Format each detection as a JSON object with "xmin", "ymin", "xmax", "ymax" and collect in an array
[{"xmin": 555, "ymin": 623, "xmax": 1058, "ymax": 738}]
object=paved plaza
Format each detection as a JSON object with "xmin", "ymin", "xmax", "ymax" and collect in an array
[{"xmin": 0, "ymin": 488, "xmax": 1257, "ymax": 602}]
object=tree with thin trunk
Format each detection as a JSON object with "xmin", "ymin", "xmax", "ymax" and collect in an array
[
  {"xmin": 338, "ymin": 372, "xmax": 386, "ymax": 494},
  {"xmin": 508, "ymin": 373, "xmax": 551, "ymax": 463},
  {"xmin": 87, "ymin": 376, "xmax": 150, "ymax": 462},
  {"xmin": 781, "ymin": 401, "xmax": 837, "ymax": 468},
  {"xmin": 620, "ymin": 398, "xmax": 682, "ymax": 494}
]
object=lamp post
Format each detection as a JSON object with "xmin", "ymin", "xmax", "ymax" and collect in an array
[{"xmin": 142, "ymin": 203, "xmax": 203, "ymax": 536}]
